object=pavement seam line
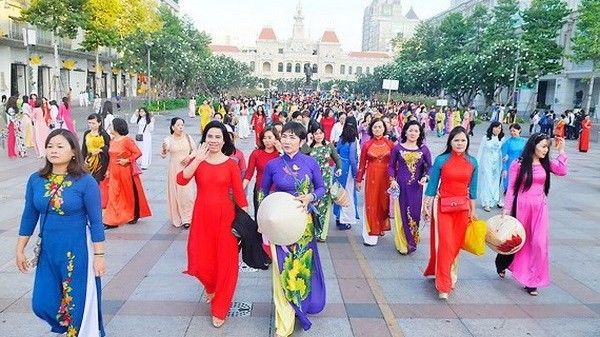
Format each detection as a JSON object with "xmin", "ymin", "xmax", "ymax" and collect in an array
[{"xmin": 345, "ymin": 230, "xmax": 405, "ymax": 337}]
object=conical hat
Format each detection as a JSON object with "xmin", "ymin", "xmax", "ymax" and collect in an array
[
  {"xmin": 485, "ymin": 214, "xmax": 526, "ymax": 255},
  {"xmin": 257, "ymin": 192, "xmax": 307, "ymax": 246},
  {"xmin": 330, "ymin": 182, "xmax": 349, "ymax": 207}
]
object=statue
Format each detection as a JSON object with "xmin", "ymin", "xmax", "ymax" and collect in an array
[{"xmin": 303, "ymin": 63, "xmax": 313, "ymax": 86}]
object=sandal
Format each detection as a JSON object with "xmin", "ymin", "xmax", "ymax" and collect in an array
[
  {"xmin": 182, "ymin": 223, "xmax": 190, "ymax": 229},
  {"xmin": 337, "ymin": 223, "xmax": 352, "ymax": 230},
  {"xmin": 212, "ymin": 316, "xmax": 225, "ymax": 328},
  {"xmin": 498, "ymin": 270, "xmax": 506, "ymax": 278},
  {"xmin": 524, "ymin": 287, "xmax": 538, "ymax": 296},
  {"xmin": 205, "ymin": 293, "xmax": 215, "ymax": 303}
]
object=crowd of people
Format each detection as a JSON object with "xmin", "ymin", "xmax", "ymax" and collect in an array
[{"xmin": 7, "ymin": 89, "xmax": 582, "ymax": 337}]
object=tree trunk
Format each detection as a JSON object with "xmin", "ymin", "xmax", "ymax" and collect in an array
[
  {"xmin": 586, "ymin": 64, "xmax": 595, "ymax": 113},
  {"xmin": 95, "ymin": 47, "xmax": 101, "ymax": 97},
  {"xmin": 52, "ymin": 31, "xmax": 60, "ymax": 100}
]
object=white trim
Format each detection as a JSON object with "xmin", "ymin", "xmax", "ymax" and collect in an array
[{"xmin": 78, "ymin": 228, "xmax": 100, "ymax": 336}]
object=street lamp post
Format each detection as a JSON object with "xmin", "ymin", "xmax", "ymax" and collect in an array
[{"xmin": 145, "ymin": 40, "xmax": 153, "ymax": 108}]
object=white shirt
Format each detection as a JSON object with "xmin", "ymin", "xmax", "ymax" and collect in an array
[{"xmin": 330, "ymin": 122, "xmax": 343, "ymax": 143}]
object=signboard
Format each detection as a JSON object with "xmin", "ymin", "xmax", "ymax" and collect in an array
[
  {"xmin": 436, "ymin": 99, "xmax": 448, "ymax": 106},
  {"xmin": 382, "ymin": 79, "xmax": 399, "ymax": 91}
]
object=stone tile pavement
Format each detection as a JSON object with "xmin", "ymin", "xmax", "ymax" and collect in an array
[{"xmin": 0, "ymin": 107, "xmax": 599, "ymax": 336}]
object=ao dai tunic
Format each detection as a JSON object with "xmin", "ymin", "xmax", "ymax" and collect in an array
[
  {"xmin": 19, "ymin": 173, "xmax": 105, "ymax": 337},
  {"xmin": 500, "ymin": 136, "xmax": 526, "ymax": 191},
  {"xmin": 424, "ymin": 151, "xmax": 478, "ymax": 293},
  {"xmin": 260, "ymin": 153, "xmax": 326, "ymax": 335},
  {"xmin": 477, "ymin": 135, "xmax": 503, "ymax": 207},
  {"xmin": 357, "ymin": 137, "xmax": 395, "ymax": 235},
  {"xmin": 388, "ymin": 144, "xmax": 432, "ymax": 253},
  {"xmin": 504, "ymin": 155, "xmax": 568, "ymax": 288},
  {"xmin": 163, "ymin": 134, "xmax": 196, "ymax": 227}
]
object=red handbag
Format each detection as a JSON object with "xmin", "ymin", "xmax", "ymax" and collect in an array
[{"xmin": 439, "ymin": 195, "xmax": 470, "ymax": 213}]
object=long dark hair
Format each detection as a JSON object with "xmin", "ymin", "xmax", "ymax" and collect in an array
[
  {"xmin": 309, "ymin": 122, "xmax": 328, "ymax": 147},
  {"xmin": 513, "ymin": 133, "xmax": 551, "ymax": 196},
  {"xmin": 39, "ymin": 129, "xmax": 86, "ymax": 179},
  {"xmin": 201, "ymin": 121, "xmax": 235, "ymax": 156},
  {"xmin": 340, "ymin": 116, "xmax": 358, "ymax": 144},
  {"xmin": 486, "ymin": 121, "xmax": 505, "ymax": 141},
  {"xmin": 441, "ymin": 126, "xmax": 470, "ymax": 155},
  {"xmin": 62, "ymin": 96, "xmax": 69, "ymax": 109},
  {"xmin": 400, "ymin": 120, "xmax": 425, "ymax": 147},
  {"xmin": 6, "ymin": 96, "xmax": 18, "ymax": 113},
  {"xmin": 136, "ymin": 107, "xmax": 151, "ymax": 125},
  {"xmin": 101, "ymin": 100, "xmax": 113, "ymax": 119}
]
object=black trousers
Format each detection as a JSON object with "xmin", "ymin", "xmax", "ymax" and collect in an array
[{"xmin": 495, "ymin": 253, "xmax": 514, "ymax": 273}]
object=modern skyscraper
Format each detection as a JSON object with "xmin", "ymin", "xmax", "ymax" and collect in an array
[{"xmin": 361, "ymin": 0, "xmax": 420, "ymax": 52}]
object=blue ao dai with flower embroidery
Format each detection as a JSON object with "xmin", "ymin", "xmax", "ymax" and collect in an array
[{"xmin": 19, "ymin": 173, "xmax": 105, "ymax": 337}]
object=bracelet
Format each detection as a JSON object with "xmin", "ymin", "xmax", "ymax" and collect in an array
[
  {"xmin": 94, "ymin": 252, "xmax": 105, "ymax": 256},
  {"xmin": 310, "ymin": 193, "xmax": 317, "ymax": 202}
]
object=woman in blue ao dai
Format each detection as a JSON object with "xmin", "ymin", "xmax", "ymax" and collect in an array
[
  {"xmin": 16, "ymin": 129, "xmax": 106, "ymax": 337},
  {"xmin": 260, "ymin": 122, "xmax": 326, "ymax": 337},
  {"xmin": 477, "ymin": 121, "xmax": 504, "ymax": 212}
]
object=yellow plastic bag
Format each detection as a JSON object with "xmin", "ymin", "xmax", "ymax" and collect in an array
[{"xmin": 461, "ymin": 219, "xmax": 487, "ymax": 256}]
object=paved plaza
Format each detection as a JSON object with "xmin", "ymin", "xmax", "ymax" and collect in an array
[{"xmin": 1, "ymin": 108, "xmax": 599, "ymax": 337}]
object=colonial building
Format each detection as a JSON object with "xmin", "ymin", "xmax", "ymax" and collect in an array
[
  {"xmin": 361, "ymin": 0, "xmax": 420, "ymax": 52},
  {"xmin": 0, "ymin": 0, "xmax": 179, "ymax": 100},
  {"xmin": 209, "ymin": 2, "xmax": 392, "ymax": 83},
  {"xmin": 429, "ymin": 0, "xmax": 599, "ymax": 115}
]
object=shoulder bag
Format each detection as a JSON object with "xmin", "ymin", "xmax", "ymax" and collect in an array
[{"xmin": 135, "ymin": 123, "xmax": 148, "ymax": 142}]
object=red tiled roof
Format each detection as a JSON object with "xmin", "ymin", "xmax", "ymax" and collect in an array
[
  {"xmin": 321, "ymin": 31, "xmax": 340, "ymax": 43},
  {"xmin": 258, "ymin": 28, "xmax": 277, "ymax": 40},
  {"xmin": 348, "ymin": 52, "xmax": 390, "ymax": 59},
  {"xmin": 209, "ymin": 45, "xmax": 241, "ymax": 53}
]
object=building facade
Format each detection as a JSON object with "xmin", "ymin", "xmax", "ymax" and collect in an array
[
  {"xmin": 361, "ymin": 0, "xmax": 420, "ymax": 52},
  {"xmin": 0, "ymin": 0, "xmax": 179, "ymax": 100},
  {"xmin": 209, "ymin": 2, "xmax": 392, "ymax": 84},
  {"xmin": 429, "ymin": 0, "xmax": 599, "ymax": 115}
]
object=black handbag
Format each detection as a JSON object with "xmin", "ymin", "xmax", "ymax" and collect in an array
[
  {"xmin": 231, "ymin": 205, "xmax": 271, "ymax": 270},
  {"xmin": 135, "ymin": 123, "xmax": 148, "ymax": 142}
]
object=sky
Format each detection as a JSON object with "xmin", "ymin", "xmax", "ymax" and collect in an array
[{"xmin": 179, "ymin": 0, "xmax": 451, "ymax": 52}]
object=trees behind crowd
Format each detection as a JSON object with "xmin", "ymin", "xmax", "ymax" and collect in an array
[
  {"xmin": 358, "ymin": 0, "xmax": 572, "ymax": 110},
  {"xmin": 20, "ymin": 0, "xmax": 254, "ymax": 98}
]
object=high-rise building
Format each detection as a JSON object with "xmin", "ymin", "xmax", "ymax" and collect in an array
[{"xmin": 361, "ymin": 0, "xmax": 420, "ymax": 52}]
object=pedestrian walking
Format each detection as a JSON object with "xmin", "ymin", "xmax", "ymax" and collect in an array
[
  {"xmin": 243, "ymin": 126, "xmax": 281, "ymax": 218},
  {"xmin": 356, "ymin": 118, "xmax": 395, "ymax": 246},
  {"xmin": 16, "ymin": 128, "xmax": 106, "ymax": 337},
  {"xmin": 81, "ymin": 114, "xmax": 111, "ymax": 183},
  {"xmin": 260, "ymin": 122, "xmax": 326, "ymax": 337},
  {"xmin": 422, "ymin": 126, "xmax": 479, "ymax": 299},
  {"xmin": 334, "ymin": 117, "xmax": 360, "ymax": 231},
  {"xmin": 130, "ymin": 107, "xmax": 155, "ymax": 170},
  {"xmin": 496, "ymin": 133, "xmax": 567, "ymax": 296},
  {"xmin": 177, "ymin": 121, "xmax": 249, "ymax": 328},
  {"xmin": 302, "ymin": 123, "xmax": 342, "ymax": 241},
  {"xmin": 477, "ymin": 122, "xmax": 504, "ymax": 212},
  {"xmin": 500, "ymin": 124, "xmax": 527, "ymax": 195},
  {"xmin": 160, "ymin": 118, "xmax": 196, "ymax": 228},
  {"xmin": 578, "ymin": 114, "xmax": 592, "ymax": 152},
  {"xmin": 388, "ymin": 120, "xmax": 432, "ymax": 254},
  {"xmin": 103, "ymin": 118, "xmax": 152, "ymax": 228}
]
